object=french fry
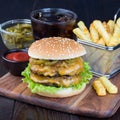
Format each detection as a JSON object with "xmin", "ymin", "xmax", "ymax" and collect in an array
[
  {"xmin": 73, "ymin": 18, "xmax": 120, "ymax": 46},
  {"xmin": 97, "ymin": 37, "xmax": 105, "ymax": 46},
  {"xmin": 103, "ymin": 21, "xmax": 111, "ymax": 34},
  {"xmin": 93, "ymin": 20, "xmax": 110, "ymax": 45},
  {"xmin": 113, "ymin": 24, "xmax": 120, "ymax": 38},
  {"xmin": 107, "ymin": 24, "xmax": 120, "ymax": 46},
  {"xmin": 99, "ymin": 76, "xmax": 118, "ymax": 94},
  {"xmin": 107, "ymin": 20, "xmax": 115, "ymax": 34},
  {"xmin": 89, "ymin": 23, "xmax": 99, "ymax": 43},
  {"xmin": 116, "ymin": 17, "xmax": 120, "ymax": 28},
  {"xmin": 108, "ymin": 36, "xmax": 120, "ymax": 46},
  {"xmin": 73, "ymin": 28, "xmax": 89, "ymax": 40},
  {"xmin": 93, "ymin": 80, "xmax": 106, "ymax": 96},
  {"xmin": 77, "ymin": 21, "xmax": 91, "ymax": 40}
]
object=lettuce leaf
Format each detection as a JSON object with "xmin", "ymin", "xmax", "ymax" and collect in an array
[{"xmin": 21, "ymin": 62, "xmax": 93, "ymax": 94}]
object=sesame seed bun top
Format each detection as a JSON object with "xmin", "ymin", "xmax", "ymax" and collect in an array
[{"xmin": 28, "ymin": 37, "xmax": 86, "ymax": 60}]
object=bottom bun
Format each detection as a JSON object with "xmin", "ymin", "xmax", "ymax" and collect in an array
[{"xmin": 35, "ymin": 84, "xmax": 86, "ymax": 98}]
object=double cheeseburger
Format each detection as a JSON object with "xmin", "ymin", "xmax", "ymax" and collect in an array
[{"xmin": 22, "ymin": 37, "xmax": 92, "ymax": 98}]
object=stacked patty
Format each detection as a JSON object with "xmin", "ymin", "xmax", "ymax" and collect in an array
[{"xmin": 30, "ymin": 57, "xmax": 84, "ymax": 87}]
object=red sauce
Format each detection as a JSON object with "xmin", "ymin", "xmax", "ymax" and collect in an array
[{"xmin": 6, "ymin": 52, "xmax": 29, "ymax": 62}]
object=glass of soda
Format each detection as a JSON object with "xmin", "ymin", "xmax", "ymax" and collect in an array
[{"xmin": 30, "ymin": 8, "xmax": 77, "ymax": 40}]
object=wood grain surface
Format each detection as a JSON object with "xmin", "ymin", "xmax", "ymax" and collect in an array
[{"xmin": 0, "ymin": 73, "xmax": 120, "ymax": 118}]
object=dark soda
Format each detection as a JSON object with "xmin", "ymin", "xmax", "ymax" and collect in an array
[{"xmin": 31, "ymin": 8, "xmax": 77, "ymax": 40}]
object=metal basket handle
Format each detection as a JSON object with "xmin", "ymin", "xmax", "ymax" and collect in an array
[{"xmin": 114, "ymin": 8, "xmax": 120, "ymax": 22}]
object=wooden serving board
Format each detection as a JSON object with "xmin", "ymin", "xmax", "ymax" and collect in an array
[{"xmin": 0, "ymin": 73, "xmax": 120, "ymax": 118}]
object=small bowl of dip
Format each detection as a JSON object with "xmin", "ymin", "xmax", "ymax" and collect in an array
[{"xmin": 1, "ymin": 49, "xmax": 29, "ymax": 76}]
